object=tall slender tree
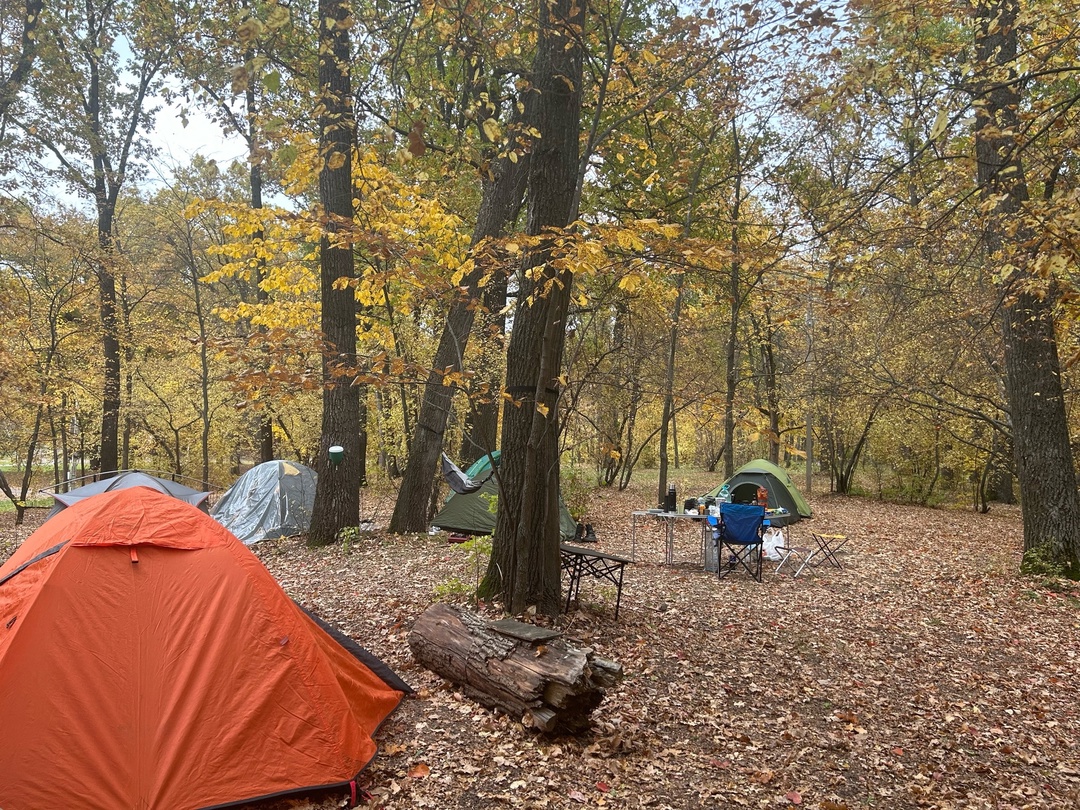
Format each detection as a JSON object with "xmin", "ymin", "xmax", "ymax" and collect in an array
[
  {"xmin": 171, "ymin": 0, "xmax": 304, "ymax": 464},
  {"xmin": 4, "ymin": 0, "xmax": 183, "ymax": 474},
  {"xmin": 308, "ymin": 0, "xmax": 361, "ymax": 545}
]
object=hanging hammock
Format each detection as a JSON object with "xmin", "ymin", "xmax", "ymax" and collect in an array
[{"xmin": 440, "ymin": 452, "xmax": 494, "ymax": 495}]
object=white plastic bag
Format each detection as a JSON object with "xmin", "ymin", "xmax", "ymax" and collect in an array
[{"xmin": 762, "ymin": 527, "xmax": 785, "ymax": 561}]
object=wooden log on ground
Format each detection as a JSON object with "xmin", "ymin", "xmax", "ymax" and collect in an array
[{"xmin": 408, "ymin": 603, "xmax": 623, "ymax": 733}]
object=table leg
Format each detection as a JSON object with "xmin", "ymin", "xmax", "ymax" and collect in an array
[
  {"xmin": 564, "ymin": 555, "xmax": 584, "ymax": 612},
  {"xmin": 614, "ymin": 563, "xmax": 625, "ymax": 620}
]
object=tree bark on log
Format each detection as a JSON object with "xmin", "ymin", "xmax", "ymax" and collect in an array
[{"xmin": 408, "ymin": 603, "xmax": 622, "ymax": 733}]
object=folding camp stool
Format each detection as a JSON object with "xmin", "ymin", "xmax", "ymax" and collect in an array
[
  {"xmin": 810, "ymin": 532, "xmax": 848, "ymax": 569},
  {"xmin": 774, "ymin": 542, "xmax": 815, "ymax": 577}
]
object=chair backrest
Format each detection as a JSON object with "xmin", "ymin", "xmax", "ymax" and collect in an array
[{"xmin": 718, "ymin": 502, "xmax": 765, "ymax": 544}]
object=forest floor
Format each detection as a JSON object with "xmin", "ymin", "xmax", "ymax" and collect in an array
[{"xmin": 3, "ymin": 473, "xmax": 1079, "ymax": 809}]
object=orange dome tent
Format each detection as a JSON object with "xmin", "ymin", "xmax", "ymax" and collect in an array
[{"xmin": 0, "ymin": 487, "xmax": 409, "ymax": 810}]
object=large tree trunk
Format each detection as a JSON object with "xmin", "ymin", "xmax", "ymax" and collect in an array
[
  {"xmin": 96, "ymin": 215, "xmax": 121, "ymax": 476},
  {"xmin": 388, "ymin": 151, "xmax": 529, "ymax": 534},
  {"xmin": 91, "ymin": 178, "xmax": 130, "ymax": 477},
  {"xmin": 308, "ymin": 0, "xmax": 360, "ymax": 546},
  {"xmin": 409, "ymin": 603, "xmax": 621, "ymax": 733},
  {"xmin": 482, "ymin": 0, "xmax": 583, "ymax": 616},
  {"xmin": 973, "ymin": 0, "xmax": 1080, "ymax": 574}
]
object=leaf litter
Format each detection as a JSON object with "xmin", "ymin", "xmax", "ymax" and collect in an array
[{"xmin": 3, "ymin": 482, "xmax": 1078, "ymax": 810}]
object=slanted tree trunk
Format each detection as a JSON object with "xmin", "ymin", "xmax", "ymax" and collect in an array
[
  {"xmin": 461, "ymin": 273, "xmax": 509, "ymax": 465},
  {"xmin": 0, "ymin": 470, "xmax": 21, "ymax": 524},
  {"xmin": 0, "ymin": 0, "xmax": 42, "ymax": 121},
  {"xmin": 388, "ymin": 149, "xmax": 529, "ymax": 534},
  {"xmin": 973, "ymin": 0, "xmax": 1080, "ymax": 574},
  {"xmin": 308, "ymin": 0, "xmax": 360, "ymax": 546},
  {"xmin": 409, "ymin": 604, "xmax": 621, "ymax": 733}
]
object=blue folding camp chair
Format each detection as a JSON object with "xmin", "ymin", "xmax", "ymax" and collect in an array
[{"xmin": 708, "ymin": 503, "xmax": 765, "ymax": 582}]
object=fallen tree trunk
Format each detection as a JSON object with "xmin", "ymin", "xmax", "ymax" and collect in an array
[{"xmin": 408, "ymin": 603, "xmax": 622, "ymax": 733}]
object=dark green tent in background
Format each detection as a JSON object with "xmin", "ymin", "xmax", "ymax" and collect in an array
[
  {"xmin": 432, "ymin": 451, "xmax": 577, "ymax": 540},
  {"xmin": 704, "ymin": 459, "xmax": 812, "ymax": 521}
]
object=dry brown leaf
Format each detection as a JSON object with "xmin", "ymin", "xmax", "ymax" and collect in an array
[{"xmin": 2, "ymin": 475, "xmax": 1056, "ymax": 810}]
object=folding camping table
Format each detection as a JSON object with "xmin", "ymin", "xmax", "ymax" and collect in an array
[
  {"xmin": 560, "ymin": 543, "xmax": 631, "ymax": 619},
  {"xmin": 630, "ymin": 510, "xmax": 708, "ymax": 565}
]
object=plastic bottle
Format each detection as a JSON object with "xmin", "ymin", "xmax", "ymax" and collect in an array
[{"xmin": 719, "ymin": 484, "xmax": 730, "ymax": 504}]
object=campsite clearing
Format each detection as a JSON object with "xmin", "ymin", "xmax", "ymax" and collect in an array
[{"xmin": 3, "ymin": 475, "xmax": 1078, "ymax": 809}]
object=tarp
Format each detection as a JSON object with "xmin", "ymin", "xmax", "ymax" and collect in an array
[
  {"xmin": 0, "ymin": 487, "xmax": 409, "ymax": 810},
  {"xmin": 704, "ymin": 458, "xmax": 812, "ymax": 520},
  {"xmin": 432, "ymin": 451, "xmax": 578, "ymax": 540},
  {"xmin": 211, "ymin": 459, "xmax": 317, "ymax": 545},
  {"xmin": 46, "ymin": 470, "xmax": 210, "ymax": 517}
]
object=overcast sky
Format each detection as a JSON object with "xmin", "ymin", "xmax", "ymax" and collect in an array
[{"xmin": 151, "ymin": 98, "xmax": 248, "ymax": 170}]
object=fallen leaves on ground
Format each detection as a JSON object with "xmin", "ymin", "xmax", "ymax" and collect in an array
[{"xmin": 3, "ymin": 477, "xmax": 1078, "ymax": 810}]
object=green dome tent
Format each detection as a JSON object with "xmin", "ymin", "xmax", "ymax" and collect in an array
[
  {"xmin": 432, "ymin": 451, "xmax": 578, "ymax": 540},
  {"xmin": 704, "ymin": 459, "xmax": 812, "ymax": 521}
]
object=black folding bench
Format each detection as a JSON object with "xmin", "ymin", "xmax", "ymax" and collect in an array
[{"xmin": 560, "ymin": 543, "xmax": 631, "ymax": 619}]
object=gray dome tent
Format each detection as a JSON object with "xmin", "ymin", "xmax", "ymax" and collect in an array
[
  {"xmin": 46, "ymin": 470, "xmax": 210, "ymax": 518},
  {"xmin": 211, "ymin": 460, "xmax": 317, "ymax": 545}
]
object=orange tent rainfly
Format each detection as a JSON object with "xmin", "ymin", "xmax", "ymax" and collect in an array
[{"xmin": 0, "ymin": 486, "xmax": 409, "ymax": 810}]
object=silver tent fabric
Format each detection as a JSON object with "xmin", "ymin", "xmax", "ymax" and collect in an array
[
  {"xmin": 46, "ymin": 471, "xmax": 211, "ymax": 518},
  {"xmin": 211, "ymin": 460, "xmax": 317, "ymax": 545}
]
